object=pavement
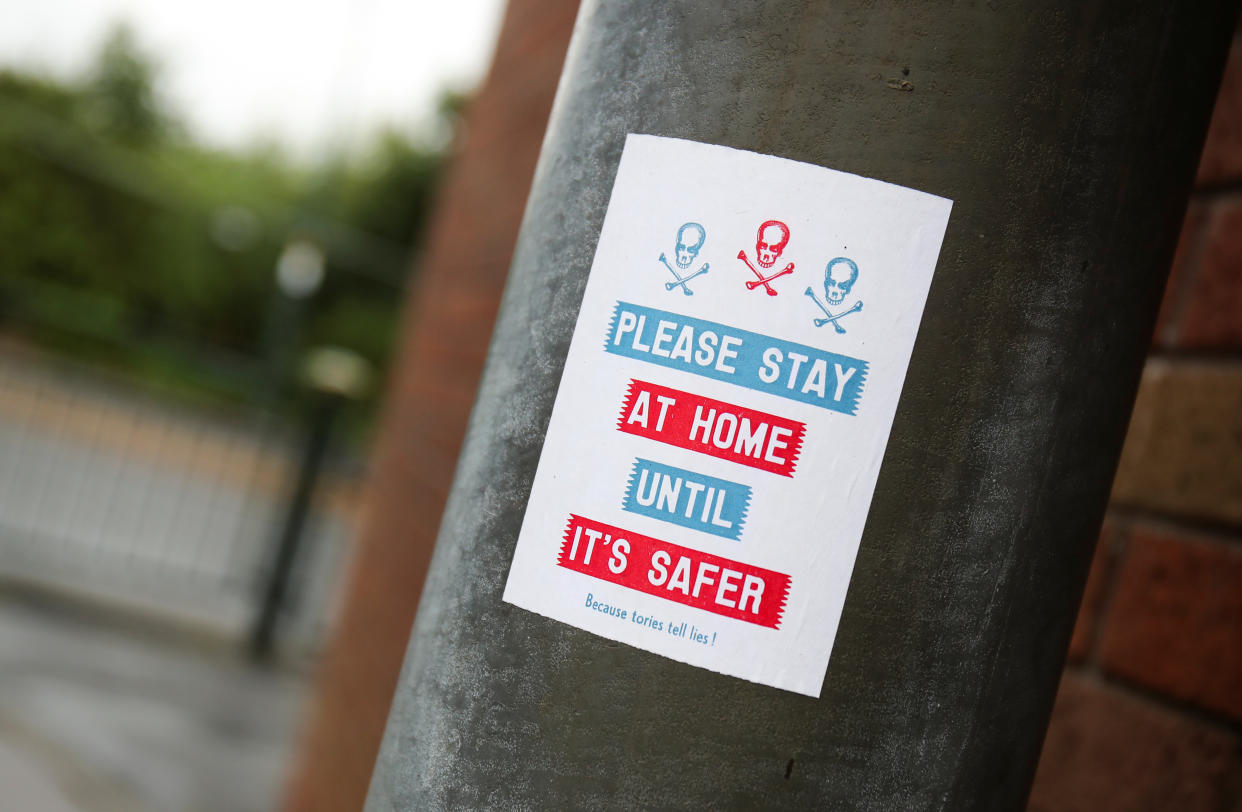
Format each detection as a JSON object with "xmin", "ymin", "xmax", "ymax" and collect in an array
[{"xmin": 0, "ymin": 590, "xmax": 310, "ymax": 812}]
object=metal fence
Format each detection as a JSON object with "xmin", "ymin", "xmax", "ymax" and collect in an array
[{"xmin": 0, "ymin": 340, "xmax": 361, "ymax": 650}]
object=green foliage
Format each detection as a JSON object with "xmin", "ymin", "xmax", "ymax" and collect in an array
[
  {"xmin": 341, "ymin": 129, "xmax": 443, "ymax": 248},
  {"xmin": 0, "ymin": 24, "xmax": 452, "ymax": 423},
  {"xmin": 85, "ymin": 24, "xmax": 173, "ymax": 145}
]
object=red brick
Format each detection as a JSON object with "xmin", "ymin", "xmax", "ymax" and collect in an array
[
  {"xmin": 1097, "ymin": 526, "xmax": 1242, "ymax": 722},
  {"xmin": 1178, "ymin": 195, "xmax": 1242, "ymax": 349},
  {"xmin": 1196, "ymin": 31, "xmax": 1242, "ymax": 187},
  {"xmin": 1151, "ymin": 201, "xmax": 1207, "ymax": 348},
  {"xmin": 1067, "ymin": 523, "xmax": 1118, "ymax": 664},
  {"xmin": 1110, "ymin": 361, "xmax": 1242, "ymax": 526},
  {"xmin": 1029, "ymin": 674, "xmax": 1241, "ymax": 812}
]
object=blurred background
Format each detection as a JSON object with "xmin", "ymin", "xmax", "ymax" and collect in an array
[
  {"xmin": 0, "ymin": 1, "xmax": 1239, "ymax": 811},
  {"xmin": 0, "ymin": 1, "xmax": 502, "ymax": 809}
]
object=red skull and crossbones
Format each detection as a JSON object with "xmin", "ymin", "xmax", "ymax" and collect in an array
[{"xmin": 738, "ymin": 219, "xmax": 795, "ymax": 296}]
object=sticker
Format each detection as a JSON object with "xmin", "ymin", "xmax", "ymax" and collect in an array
[{"xmin": 502, "ymin": 134, "xmax": 952, "ymax": 697}]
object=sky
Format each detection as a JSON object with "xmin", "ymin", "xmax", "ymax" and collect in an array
[{"xmin": 0, "ymin": 0, "xmax": 507, "ymax": 156}]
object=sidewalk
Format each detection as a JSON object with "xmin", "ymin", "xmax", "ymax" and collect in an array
[{"xmin": 0, "ymin": 590, "xmax": 308, "ymax": 812}]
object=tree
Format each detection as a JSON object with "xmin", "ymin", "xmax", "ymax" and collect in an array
[{"xmin": 85, "ymin": 23, "xmax": 172, "ymax": 145}]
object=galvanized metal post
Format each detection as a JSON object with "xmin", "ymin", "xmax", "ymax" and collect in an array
[{"xmin": 367, "ymin": 1, "xmax": 1236, "ymax": 808}]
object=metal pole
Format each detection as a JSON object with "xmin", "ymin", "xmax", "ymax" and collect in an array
[{"xmin": 368, "ymin": 1, "xmax": 1236, "ymax": 808}]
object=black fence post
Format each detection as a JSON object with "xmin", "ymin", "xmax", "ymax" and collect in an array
[{"xmin": 249, "ymin": 391, "xmax": 341, "ymax": 660}]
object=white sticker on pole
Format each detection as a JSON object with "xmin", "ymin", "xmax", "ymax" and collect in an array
[{"xmin": 502, "ymin": 134, "xmax": 952, "ymax": 697}]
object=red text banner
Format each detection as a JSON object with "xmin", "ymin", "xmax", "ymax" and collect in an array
[
  {"xmin": 557, "ymin": 514, "xmax": 790, "ymax": 629},
  {"xmin": 616, "ymin": 379, "xmax": 805, "ymax": 477}
]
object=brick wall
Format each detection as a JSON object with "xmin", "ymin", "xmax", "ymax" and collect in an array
[{"xmin": 1028, "ymin": 30, "xmax": 1242, "ymax": 812}]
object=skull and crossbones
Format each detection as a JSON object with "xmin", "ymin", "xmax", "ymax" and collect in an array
[
  {"xmin": 804, "ymin": 257, "xmax": 863, "ymax": 333},
  {"xmin": 738, "ymin": 220, "xmax": 794, "ymax": 296},
  {"xmin": 658, "ymin": 222, "xmax": 710, "ymax": 295}
]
